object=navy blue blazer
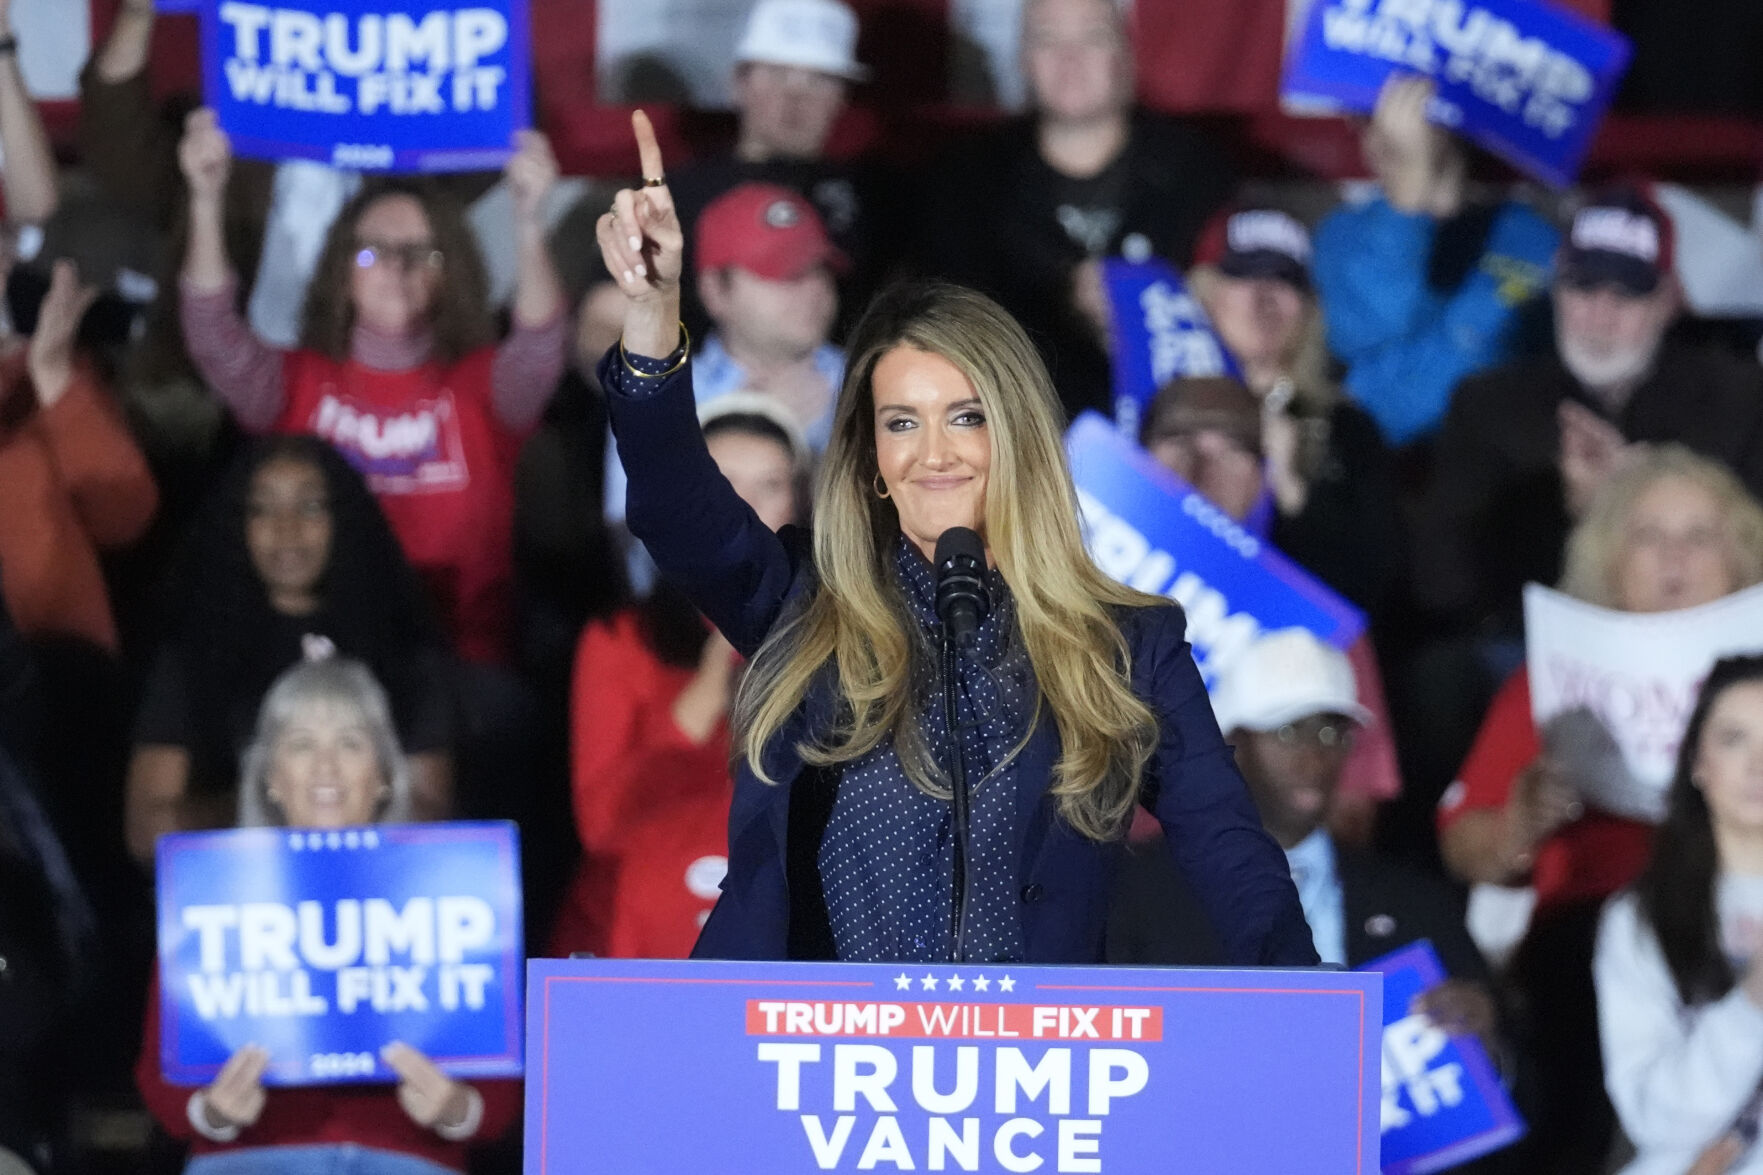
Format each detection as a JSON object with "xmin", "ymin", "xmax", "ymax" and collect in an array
[{"xmin": 603, "ymin": 353, "xmax": 1318, "ymax": 968}]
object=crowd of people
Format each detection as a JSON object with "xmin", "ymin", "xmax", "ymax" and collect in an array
[{"xmin": 1, "ymin": 0, "xmax": 1762, "ymax": 1172}]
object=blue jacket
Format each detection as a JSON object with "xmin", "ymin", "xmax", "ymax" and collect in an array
[
  {"xmin": 1313, "ymin": 196, "xmax": 1557, "ymax": 446},
  {"xmin": 602, "ymin": 353, "xmax": 1318, "ymax": 968}
]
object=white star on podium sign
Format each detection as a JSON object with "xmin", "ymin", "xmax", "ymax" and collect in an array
[
  {"xmin": 998, "ymin": 975, "xmax": 1016, "ymax": 992},
  {"xmin": 894, "ymin": 973, "xmax": 913, "ymax": 991},
  {"xmin": 946, "ymin": 974, "xmax": 965, "ymax": 991},
  {"xmin": 972, "ymin": 975, "xmax": 990, "ymax": 991},
  {"xmin": 921, "ymin": 974, "xmax": 939, "ymax": 991}
]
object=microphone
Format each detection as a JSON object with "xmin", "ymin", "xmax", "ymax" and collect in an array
[
  {"xmin": 934, "ymin": 527, "xmax": 990, "ymax": 647},
  {"xmin": 933, "ymin": 527, "xmax": 987, "ymax": 963}
]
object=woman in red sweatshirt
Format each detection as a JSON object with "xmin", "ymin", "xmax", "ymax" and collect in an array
[{"xmin": 173, "ymin": 109, "xmax": 566, "ymax": 665}]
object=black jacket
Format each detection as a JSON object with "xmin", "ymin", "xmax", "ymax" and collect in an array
[
  {"xmin": 1108, "ymin": 831, "xmax": 1488, "ymax": 979},
  {"xmin": 1415, "ymin": 341, "xmax": 1763, "ymax": 636}
]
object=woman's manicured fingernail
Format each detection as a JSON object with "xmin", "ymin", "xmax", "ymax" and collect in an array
[
  {"xmin": 634, "ymin": 263, "xmax": 647, "ymax": 278},
  {"xmin": 628, "ymin": 236, "xmax": 642, "ymax": 251},
  {"xmin": 622, "ymin": 270, "xmax": 634, "ymax": 284}
]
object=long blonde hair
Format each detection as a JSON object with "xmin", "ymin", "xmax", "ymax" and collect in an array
[
  {"xmin": 1559, "ymin": 443, "xmax": 1763, "ymax": 607},
  {"xmin": 733, "ymin": 282, "xmax": 1162, "ymax": 841}
]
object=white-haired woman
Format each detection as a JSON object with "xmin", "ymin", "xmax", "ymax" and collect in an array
[
  {"xmin": 591, "ymin": 112, "xmax": 1314, "ymax": 966},
  {"xmin": 136, "ymin": 659, "xmax": 517, "ymax": 1175}
]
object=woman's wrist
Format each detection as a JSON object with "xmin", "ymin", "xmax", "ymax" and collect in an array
[{"xmin": 622, "ymin": 301, "xmax": 684, "ymax": 361}]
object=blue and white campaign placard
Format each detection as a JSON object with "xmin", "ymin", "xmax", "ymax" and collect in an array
[
  {"xmin": 1066, "ymin": 412, "xmax": 1365, "ymax": 687},
  {"xmin": 156, "ymin": 821, "xmax": 524, "ymax": 1087},
  {"xmin": 526, "ymin": 958, "xmax": 1382, "ymax": 1174},
  {"xmin": 1365, "ymin": 942, "xmax": 1524, "ymax": 1174},
  {"xmin": 1281, "ymin": 0, "xmax": 1631, "ymax": 187},
  {"xmin": 201, "ymin": 1, "xmax": 532, "ymax": 173},
  {"xmin": 1103, "ymin": 258, "xmax": 1239, "ymax": 438}
]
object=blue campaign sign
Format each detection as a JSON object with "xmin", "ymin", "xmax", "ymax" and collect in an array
[
  {"xmin": 200, "ymin": 1, "xmax": 532, "ymax": 173},
  {"xmin": 1066, "ymin": 412, "xmax": 1365, "ymax": 687},
  {"xmin": 1102, "ymin": 258, "xmax": 1239, "ymax": 438},
  {"xmin": 1364, "ymin": 942, "xmax": 1524, "ymax": 1174},
  {"xmin": 526, "ymin": 958, "xmax": 1382, "ymax": 1173},
  {"xmin": 1281, "ymin": 0, "xmax": 1631, "ymax": 187},
  {"xmin": 156, "ymin": 821, "xmax": 524, "ymax": 1087}
]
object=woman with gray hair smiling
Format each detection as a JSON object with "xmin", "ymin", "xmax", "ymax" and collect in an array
[
  {"xmin": 235, "ymin": 657, "xmax": 414, "ymax": 831},
  {"xmin": 135, "ymin": 657, "xmax": 518, "ymax": 1175}
]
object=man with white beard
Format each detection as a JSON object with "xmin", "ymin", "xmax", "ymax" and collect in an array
[{"xmin": 1414, "ymin": 186, "xmax": 1763, "ymax": 642}]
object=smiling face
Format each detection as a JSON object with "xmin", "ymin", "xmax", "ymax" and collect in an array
[
  {"xmin": 245, "ymin": 456, "xmax": 333, "ymax": 616},
  {"xmin": 1614, "ymin": 475, "xmax": 1736, "ymax": 613},
  {"xmin": 348, "ymin": 194, "xmax": 443, "ymax": 336},
  {"xmin": 265, "ymin": 696, "xmax": 386, "ymax": 829},
  {"xmin": 1695, "ymin": 681, "xmax": 1763, "ymax": 842},
  {"xmin": 871, "ymin": 345, "xmax": 992, "ymax": 561}
]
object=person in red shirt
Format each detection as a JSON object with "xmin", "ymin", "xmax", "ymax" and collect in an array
[
  {"xmin": 1436, "ymin": 444, "xmax": 1763, "ymax": 1175},
  {"xmin": 1439, "ymin": 446, "xmax": 1763, "ymax": 916},
  {"xmin": 173, "ymin": 110, "xmax": 566, "ymax": 665},
  {"xmin": 136, "ymin": 658, "xmax": 517, "ymax": 1174},
  {"xmin": 553, "ymin": 396, "xmax": 806, "ymax": 959},
  {"xmin": 0, "ymin": 259, "xmax": 156, "ymax": 652}
]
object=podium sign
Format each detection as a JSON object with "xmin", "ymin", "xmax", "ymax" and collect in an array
[{"xmin": 526, "ymin": 959, "xmax": 1381, "ymax": 1173}]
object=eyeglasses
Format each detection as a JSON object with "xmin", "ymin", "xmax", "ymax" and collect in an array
[
  {"xmin": 1270, "ymin": 717, "xmax": 1356, "ymax": 751},
  {"xmin": 354, "ymin": 241, "xmax": 444, "ymax": 272}
]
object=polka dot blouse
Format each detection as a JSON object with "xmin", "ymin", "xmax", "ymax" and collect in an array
[{"xmin": 817, "ymin": 537, "xmax": 1034, "ymax": 965}]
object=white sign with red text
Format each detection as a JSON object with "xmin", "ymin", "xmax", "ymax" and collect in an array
[{"xmin": 1524, "ymin": 581, "xmax": 1763, "ymax": 822}]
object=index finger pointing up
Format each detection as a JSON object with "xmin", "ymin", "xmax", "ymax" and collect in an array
[{"xmin": 632, "ymin": 109, "xmax": 666, "ymax": 183}]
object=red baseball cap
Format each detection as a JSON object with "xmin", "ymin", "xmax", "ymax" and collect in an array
[{"xmin": 695, "ymin": 183, "xmax": 848, "ymax": 281}]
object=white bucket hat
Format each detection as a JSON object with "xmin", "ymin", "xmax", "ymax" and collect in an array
[{"xmin": 734, "ymin": 0, "xmax": 869, "ymax": 82}]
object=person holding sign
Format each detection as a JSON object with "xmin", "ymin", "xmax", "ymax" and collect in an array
[
  {"xmin": 136, "ymin": 658, "xmax": 517, "ymax": 1173},
  {"xmin": 1439, "ymin": 447, "xmax": 1763, "ymax": 1173},
  {"xmin": 1597, "ymin": 656, "xmax": 1763, "ymax": 1175},
  {"xmin": 593, "ymin": 112, "xmax": 1314, "ymax": 967},
  {"xmin": 176, "ymin": 110, "xmax": 567, "ymax": 666},
  {"xmin": 1311, "ymin": 75, "xmax": 1557, "ymax": 446}
]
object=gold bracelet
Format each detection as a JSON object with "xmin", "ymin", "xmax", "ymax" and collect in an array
[{"xmin": 619, "ymin": 323, "xmax": 690, "ymax": 380}]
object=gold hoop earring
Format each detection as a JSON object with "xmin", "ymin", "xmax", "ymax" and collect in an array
[{"xmin": 872, "ymin": 472, "xmax": 890, "ymax": 500}]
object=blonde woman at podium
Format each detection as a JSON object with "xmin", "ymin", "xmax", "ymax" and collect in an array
[{"xmin": 591, "ymin": 111, "xmax": 1317, "ymax": 969}]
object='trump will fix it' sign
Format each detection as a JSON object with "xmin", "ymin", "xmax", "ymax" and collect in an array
[{"xmin": 201, "ymin": 1, "xmax": 532, "ymax": 172}]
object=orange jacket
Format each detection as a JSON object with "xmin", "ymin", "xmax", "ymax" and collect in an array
[{"xmin": 0, "ymin": 358, "xmax": 156, "ymax": 651}]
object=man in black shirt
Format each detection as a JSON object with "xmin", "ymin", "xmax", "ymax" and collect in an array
[
  {"xmin": 1417, "ymin": 185, "xmax": 1763, "ymax": 639},
  {"xmin": 925, "ymin": 0, "xmax": 1235, "ymax": 419}
]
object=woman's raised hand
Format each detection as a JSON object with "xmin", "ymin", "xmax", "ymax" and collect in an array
[
  {"xmin": 178, "ymin": 108, "xmax": 232, "ymax": 207},
  {"xmin": 595, "ymin": 111, "xmax": 684, "ymax": 357}
]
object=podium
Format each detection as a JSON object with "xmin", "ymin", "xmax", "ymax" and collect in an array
[{"xmin": 525, "ymin": 958, "xmax": 1381, "ymax": 1172}]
